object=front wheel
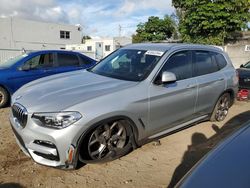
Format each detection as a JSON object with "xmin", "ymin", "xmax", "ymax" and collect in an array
[
  {"xmin": 80, "ymin": 120, "xmax": 133, "ymax": 162},
  {"xmin": 210, "ymin": 93, "xmax": 231, "ymax": 122},
  {"xmin": 0, "ymin": 87, "xmax": 9, "ymax": 108}
]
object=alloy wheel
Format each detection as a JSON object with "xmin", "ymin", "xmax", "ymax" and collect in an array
[
  {"xmin": 88, "ymin": 121, "xmax": 127, "ymax": 160},
  {"xmin": 215, "ymin": 94, "xmax": 230, "ymax": 121},
  {"xmin": 0, "ymin": 91, "xmax": 4, "ymax": 105}
]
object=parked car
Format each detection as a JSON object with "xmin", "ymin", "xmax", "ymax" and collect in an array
[
  {"xmin": 10, "ymin": 43, "xmax": 238, "ymax": 169},
  {"xmin": 237, "ymin": 61, "xmax": 250, "ymax": 90},
  {"xmin": 176, "ymin": 121, "xmax": 250, "ymax": 188},
  {"xmin": 0, "ymin": 50, "xmax": 96, "ymax": 108}
]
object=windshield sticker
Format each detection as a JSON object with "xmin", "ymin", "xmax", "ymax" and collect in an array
[{"xmin": 145, "ymin": 51, "xmax": 164, "ymax": 56}]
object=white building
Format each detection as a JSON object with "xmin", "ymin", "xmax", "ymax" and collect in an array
[
  {"xmin": 66, "ymin": 37, "xmax": 132, "ymax": 60},
  {"xmin": 0, "ymin": 17, "xmax": 82, "ymax": 50}
]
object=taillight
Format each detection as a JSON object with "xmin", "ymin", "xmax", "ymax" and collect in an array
[{"xmin": 236, "ymin": 70, "xmax": 239, "ymax": 83}]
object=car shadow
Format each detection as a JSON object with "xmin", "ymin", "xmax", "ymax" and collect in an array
[
  {"xmin": 0, "ymin": 183, "xmax": 24, "ymax": 188},
  {"xmin": 167, "ymin": 110, "xmax": 250, "ymax": 188}
]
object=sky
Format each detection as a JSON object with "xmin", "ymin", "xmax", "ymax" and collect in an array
[{"xmin": 0, "ymin": 0, "xmax": 174, "ymax": 37}]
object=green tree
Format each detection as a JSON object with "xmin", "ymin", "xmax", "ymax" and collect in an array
[
  {"xmin": 82, "ymin": 35, "xmax": 91, "ymax": 43},
  {"xmin": 173, "ymin": 0, "xmax": 250, "ymax": 45},
  {"xmin": 132, "ymin": 16, "xmax": 176, "ymax": 43}
]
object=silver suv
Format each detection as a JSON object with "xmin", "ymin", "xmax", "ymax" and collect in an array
[{"xmin": 10, "ymin": 44, "xmax": 238, "ymax": 169}]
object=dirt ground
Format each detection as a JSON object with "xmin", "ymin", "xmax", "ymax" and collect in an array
[{"xmin": 1, "ymin": 101, "xmax": 250, "ymax": 188}]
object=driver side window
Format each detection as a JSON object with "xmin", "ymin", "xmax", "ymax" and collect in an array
[
  {"xmin": 23, "ymin": 54, "xmax": 53, "ymax": 70},
  {"xmin": 160, "ymin": 51, "xmax": 192, "ymax": 81}
]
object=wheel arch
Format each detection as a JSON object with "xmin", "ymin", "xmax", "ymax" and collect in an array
[
  {"xmin": 223, "ymin": 88, "xmax": 235, "ymax": 107},
  {"xmin": 0, "ymin": 84, "xmax": 11, "ymax": 95},
  {"xmin": 75, "ymin": 115, "xmax": 139, "ymax": 164}
]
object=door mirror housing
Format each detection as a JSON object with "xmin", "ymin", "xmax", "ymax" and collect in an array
[
  {"xmin": 19, "ymin": 66, "xmax": 30, "ymax": 71},
  {"xmin": 240, "ymin": 64, "xmax": 244, "ymax": 68},
  {"xmin": 161, "ymin": 71, "xmax": 177, "ymax": 84}
]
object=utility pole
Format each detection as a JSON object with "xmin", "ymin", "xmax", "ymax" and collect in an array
[{"xmin": 118, "ymin": 25, "xmax": 122, "ymax": 37}]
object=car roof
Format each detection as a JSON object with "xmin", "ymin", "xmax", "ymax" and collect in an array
[
  {"xmin": 123, "ymin": 43, "xmax": 223, "ymax": 53},
  {"xmin": 28, "ymin": 50, "xmax": 82, "ymax": 55}
]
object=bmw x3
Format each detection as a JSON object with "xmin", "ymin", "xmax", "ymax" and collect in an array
[{"xmin": 10, "ymin": 43, "xmax": 238, "ymax": 169}]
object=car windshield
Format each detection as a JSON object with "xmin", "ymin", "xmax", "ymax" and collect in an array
[
  {"xmin": 89, "ymin": 49, "xmax": 164, "ymax": 81},
  {"xmin": 0, "ymin": 54, "xmax": 28, "ymax": 68}
]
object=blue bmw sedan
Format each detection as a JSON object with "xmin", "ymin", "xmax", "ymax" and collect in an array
[{"xmin": 0, "ymin": 50, "xmax": 96, "ymax": 108}]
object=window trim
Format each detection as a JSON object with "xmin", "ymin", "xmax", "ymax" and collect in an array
[{"xmin": 152, "ymin": 49, "xmax": 227, "ymax": 85}]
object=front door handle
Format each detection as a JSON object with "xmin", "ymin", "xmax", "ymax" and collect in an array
[{"xmin": 186, "ymin": 84, "xmax": 197, "ymax": 89}]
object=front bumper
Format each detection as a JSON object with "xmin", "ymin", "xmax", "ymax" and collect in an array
[{"xmin": 10, "ymin": 112, "xmax": 84, "ymax": 169}]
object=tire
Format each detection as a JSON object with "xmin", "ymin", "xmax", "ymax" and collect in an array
[
  {"xmin": 0, "ymin": 87, "xmax": 9, "ymax": 108},
  {"xmin": 79, "ymin": 120, "xmax": 133, "ymax": 163},
  {"xmin": 210, "ymin": 93, "xmax": 231, "ymax": 122}
]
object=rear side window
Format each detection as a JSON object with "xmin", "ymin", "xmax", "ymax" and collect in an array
[
  {"xmin": 193, "ymin": 51, "xmax": 219, "ymax": 77},
  {"xmin": 215, "ymin": 53, "xmax": 227, "ymax": 69},
  {"xmin": 57, "ymin": 53, "xmax": 80, "ymax": 67},
  {"xmin": 161, "ymin": 51, "xmax": 192, "ymax": 81},
  {"xmin": 79, "ymin": 55, "xmax": 92, "ymax": 65}
]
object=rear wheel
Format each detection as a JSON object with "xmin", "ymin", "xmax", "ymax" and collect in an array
[
  {"xmin": 80, "ymin": 120, "xmax": 133, "ymax": 162},
  {"xmin": 0, "ymin": 87, "xmax": 9, "ymax": 108},
  {"xmin": 210, "ymin": 93, "xmax": 230, "ymax": 122}
]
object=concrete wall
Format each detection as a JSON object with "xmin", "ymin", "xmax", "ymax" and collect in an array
[
  {"xmin": 0, "ymin": 48, "xmax": 23, "ymax": 63},
  {"xmin": 0, "ymin": 17, "xmax": 82, "ymax": 50},
  {"xmin": 225, "ymin": 44, "xmax": 250, "ymax": 68}
]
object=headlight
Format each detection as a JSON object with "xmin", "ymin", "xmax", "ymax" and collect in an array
[{"xmin": 32, "ymin": 112, "xmax": 82, "ymax": 129}]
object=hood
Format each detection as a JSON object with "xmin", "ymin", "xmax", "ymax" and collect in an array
[
  {"xmin": 237, "ymin": 68, "xmax": 250, "ymax": 77},
  {"xmin": 13, "ymin": 70, "xmax": 138, "ymax": 112},
  {"xmin": 0, "ymin": 66, "xmax": 10, "ymax": 71}
]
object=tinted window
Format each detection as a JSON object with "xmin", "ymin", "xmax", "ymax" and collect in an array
[
  {"xmin": 79, "ymin": 55, "xmax": 92, "ymax": 65},
  {"xmin": 214, "ymin": 53, "xmax": 227, "ymax": 69},
  {"xmin": 194, "ymin": 51, "xmax": 219, "ymax": 76},
  {"xmin": 57, "ymin": 53, "xmax": 79, "ymax": 67},
  {"xmin": 23, "ymin": 54, "xmax": 53, "ymax": 69},
  {"xmin": 161, "ymin": 51, "xmax": 192, "ymax": 81}
]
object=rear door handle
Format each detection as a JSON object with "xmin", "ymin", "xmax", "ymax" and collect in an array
[
  {"xmin": 218, "ymin": 78, "xmax": 225, "ymax": 81},
  {"xmin": 43, "ymin": 69, "xmax": 53, "ymax": 73}
]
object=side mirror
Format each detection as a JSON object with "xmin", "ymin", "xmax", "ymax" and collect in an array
[
  {"xmin": 161, "ymin": 71, "xmax": 177, "ymax": 84},
  {"xmin": 240, "ymin": 64, "xmax": 244, "ymax": 68},
  {"xmin": 19, "ymin": 65, "xmax": 30, "ymax": 71}
]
